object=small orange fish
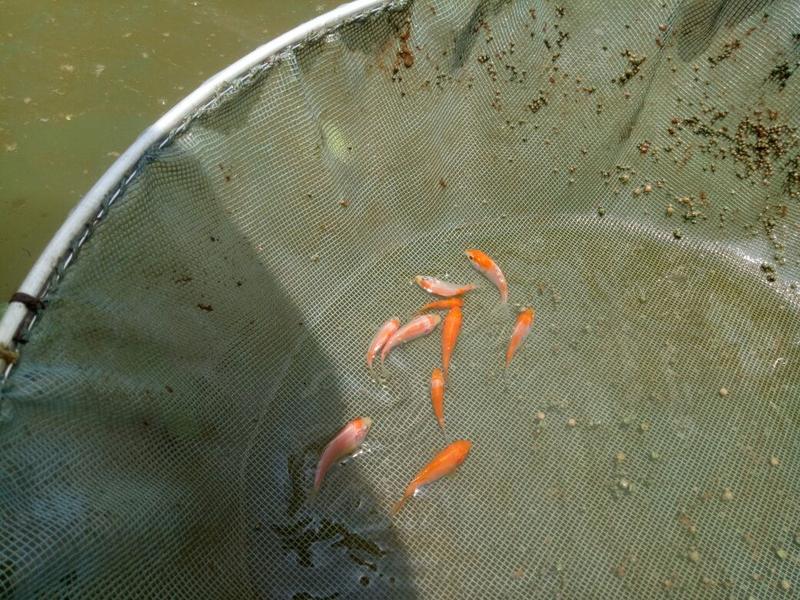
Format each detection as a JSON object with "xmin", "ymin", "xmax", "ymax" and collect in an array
[
  {"xmin": 415, "ymin": 276, "xmax": 477, "ymax": 298},
  {"xmin": 391, "ymin": 439, "xmax": 472, "ymax": 515},
  {"xmin": 314, "ymin": 417, "xmax": 372, "ymax": 493},
  {"xmin": 367, "ymin": 317, "xmax": 401, "ymax": 370},
  {"xmin": 465, "ymin": 249, "xmax": 508, "ymax": 303},
  {"xmin": 381, "ymin": 313, "xmax": 441, "ymax": 364},
  {"xmin": 415, "ymin": 297, "xmax": 464, "ymax": 315},
  {"xmin": 430, "ymin": 367, "xmax": 445, "ymax": 432},
  {"xmin": 506, "ymin": 307, "xmax": 535, "ymax": 367},
  {"xmin": 441, "ymin": 306, "xmax": 463, "ymax": 378}
]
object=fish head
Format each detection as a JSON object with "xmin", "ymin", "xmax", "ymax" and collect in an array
[
  {"xmin": 349, "ymin": 416, "xmax": 373, "ymax": 445},
  {"xmin": 455, "ymin": 439, "xmax": 473, "ymax": 456},
  {"xmin": 465, "ymin": 249, "xmax": 491, "ymax": 269},
  {"xmin": 354, "ymin": 416, "xmax": 373, "ymax": 432}
]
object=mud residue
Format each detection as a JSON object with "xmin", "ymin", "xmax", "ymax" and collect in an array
[
  {"xmin": 612, "ymin": 50, "xmax": 646, "ymax": 86},
  {"xmin": 707, "ymin": 38, "xmax": 741, "ymax": 66},
  {"xmin": 272, "ymin": 518, "xmax": 386, "ymax": 569},
  {"xmin": 528, "ymin": 91, "xmax": 548, "ymax": 113},
  {"xmin": 766, "ymin": 61, "xmax": 798, "ymax": 90},
  {"xmin": 397, "ymin": 18, "xmax": 414, "ymax": 69},
  {"xmin": 667, "ymin": 109, "xmax": 800, "ymax": 197},
  {"xmin": 733, "ymin": 113, "xmax": 800, "ymax": 194},
  {"xmin": 675, "ymin": 192, "xmax": 709, "ymax": 223}
]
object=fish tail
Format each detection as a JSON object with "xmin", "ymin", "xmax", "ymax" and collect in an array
[
  {"xmin": 488, "ymin": 302, "xmax": 510, "ymax": 324},
  {"xmin": 312, "ymin": 471, "xmax": 323, "ymax": 494},
  {"xmin": 313, "ymin": 456, "xmax": 331, "ymax": 495},
  {"xmin": 390, "ymin": 496, "xmax": 409, "ymax": 516},
  {"xmin": 309, "ymin": 483, "xmax": 321, "ymax": 502},
  {"xmin": 505, "ymin": 328, "xmax": 518, "ymax": 367},
  {"xmin": 368, "ymin": 363, "xmax": 385, "ymax": 384},
  {"xmin": 377, "ymin": 355, "xmax": 390, "ymax": 381},
  {"xmin": 437, "ymin": 418, "xmax": 445, "ymax": 433}
]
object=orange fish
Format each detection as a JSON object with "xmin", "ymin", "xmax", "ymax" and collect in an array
[
  {"xmin": 465, "ymin": 249, "xmax": 508, "ymax": 303},
  {"xmin": 314, "ymin": 417, "xmax": 372, "ymax": 493},
  {"xmin": 367, "ymin": 317, "xmax": 401, "ymax": 370},
  {"xmin": 381, "ymin": 313, "xmax": 441, "ymax": 364},
  {"xmin": 415, "ymin": 276, "xmax": 477, "ymax": 298},
  {"xmin": 506, "ymin": 307, "xmax": 535, "ymax": 367},
  {"xmin": 441, "ymin": 306, "xmax": 463, "ymax": 378},
  {"xmin": 391, "ymin": 439, "xmax": 472, "ymax": 515},
  {"xmin": 430, "ymin": 367, "xmax": 445, "ymax": 432},
  {"xmin": 415, "ymin": 297, "xmax": 464, "ymax": 315}
]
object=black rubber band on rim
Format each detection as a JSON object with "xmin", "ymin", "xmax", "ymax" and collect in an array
[{"xmin": 9, "ymin": 292, "xmax": 45, "ymax": 312}]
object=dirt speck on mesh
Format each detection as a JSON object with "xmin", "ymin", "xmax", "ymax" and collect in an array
[
  {"xmin": 707, "ymin": 39, "xmax": 741, "ymax": 66},
  {"xmin": 612, "ymin": 49, "xmax": 646, "ymax": 86},
  {"xmin": 397, "ymin": 18, "xmax": 414, "ymax": 69}
]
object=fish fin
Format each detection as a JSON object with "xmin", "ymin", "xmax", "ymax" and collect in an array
[
  {"xmin": 308, "ymin": 487, "xmax": 320, "ymax": 501},
  {"xmin": 502, "ymin": 363, "xmax": 511, "ymax": 393}
]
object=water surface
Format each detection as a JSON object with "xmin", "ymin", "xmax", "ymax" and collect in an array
[{"xmin": 0, "ymin": 0, "xmax": 341, "ymax": 303}]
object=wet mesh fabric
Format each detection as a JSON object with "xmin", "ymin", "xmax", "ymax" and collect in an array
[{"xmin": 1, "ymin": 0, "xmax": 800, "ymax": 597}]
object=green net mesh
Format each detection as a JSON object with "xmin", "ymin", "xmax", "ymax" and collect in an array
[{"xmin": 2, "ymin": 0, "xmax": 799, "ymax": 597}]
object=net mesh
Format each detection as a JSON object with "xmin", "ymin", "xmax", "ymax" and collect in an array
[{"xmin": 2, "ymin": 0, "xmax": 800, "ymax": 597}]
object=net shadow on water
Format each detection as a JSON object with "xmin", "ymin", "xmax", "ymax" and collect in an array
[{"xmin": 0, "ymin": 139, "xmax": 417, "ymax": 599}]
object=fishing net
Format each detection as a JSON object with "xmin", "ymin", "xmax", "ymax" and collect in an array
[{"xmin": 1, "ymin": 0, "xmax": 799, "ymax": 597}]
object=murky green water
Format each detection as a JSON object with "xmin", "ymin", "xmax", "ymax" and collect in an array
[{"xmin": 0, "ymin": 0, "xmax": 340, "ymax": 304}]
